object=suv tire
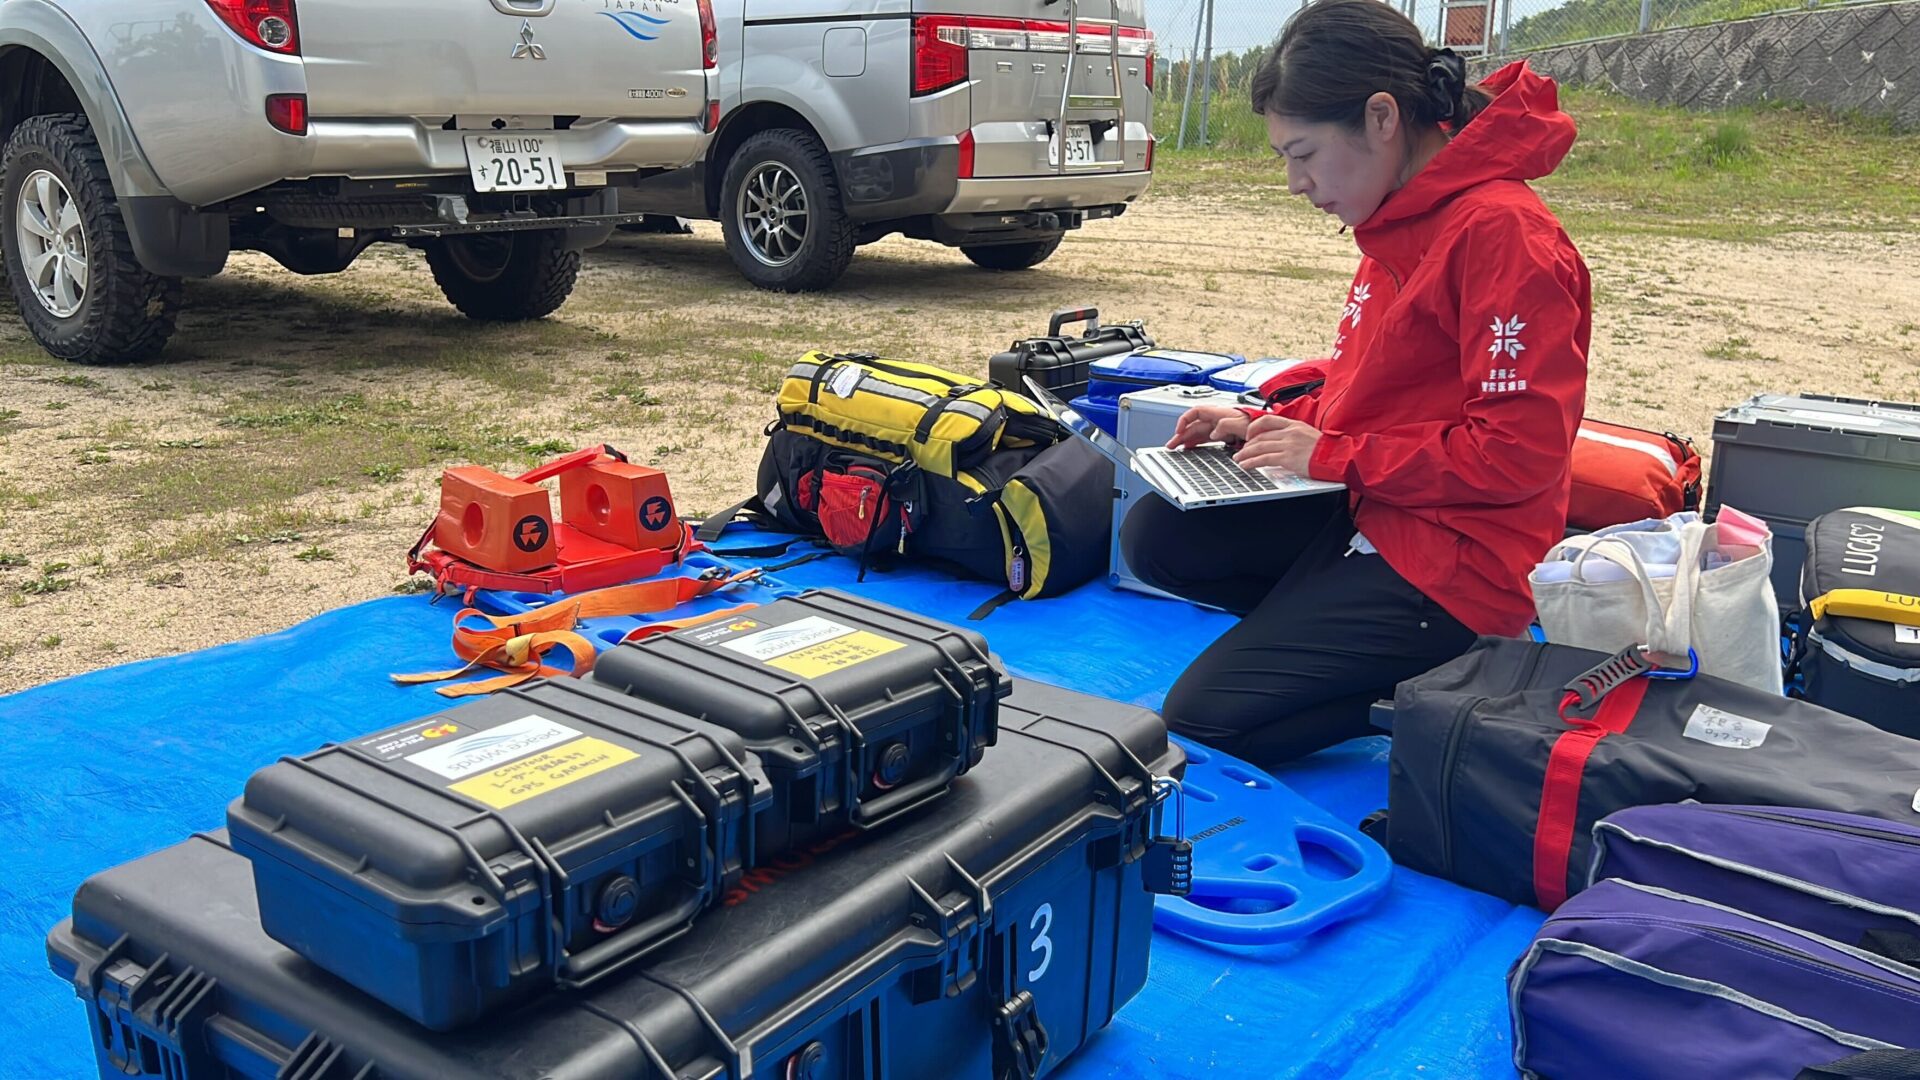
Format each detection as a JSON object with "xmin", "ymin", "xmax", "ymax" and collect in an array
[
  {"xmin": 719, "ymin": 129, "xmax": 856, "ymax": 292},
  {"xmin": 961, "ymin": 236, "xmax": 1064, "ymax": 272},
  {"xmin": 425, "ymin": 231, "xmax": 580, "ymax": 321},
  {"xmin": 1, "ymin": 114, "xmax": 181, "ymax": 364}
]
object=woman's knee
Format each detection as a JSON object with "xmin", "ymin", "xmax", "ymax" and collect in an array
[{"xmin": 1118, "ymin": 495, "xmax": 1185, "ymax": 591}]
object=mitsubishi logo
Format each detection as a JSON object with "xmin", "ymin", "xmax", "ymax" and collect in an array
[{"xmin": 510, "ymin": 19, "xmax": 546, "ymax": 60}]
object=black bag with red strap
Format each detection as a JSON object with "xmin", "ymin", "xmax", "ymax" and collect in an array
[{"xmin": 1369, "ymin": 636, "xmax": 1920, "ymax": 911}]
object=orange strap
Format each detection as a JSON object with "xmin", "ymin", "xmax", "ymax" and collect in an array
[{"xmin": 394, "ymin": 570, "xmax": 762, "ymax": 697}]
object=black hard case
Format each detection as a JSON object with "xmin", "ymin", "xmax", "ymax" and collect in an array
[
  {"xmin": 986, "ymin": 307, "xmax": 1153, "ymax": 403},
  {"xmin": 591, "ymin": 589, "xmax": 1010, "ymax": 855},
  {"xmin": 225, "ymin": 678, "xmax": 772, "ymax": 1031},
  {"xmin": 52, "ymin": 680, "xmax": 1181, "ymax": 1080}
]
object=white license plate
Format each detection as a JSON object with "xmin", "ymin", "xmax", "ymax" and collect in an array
[
  {"xmin": 1048, "ymin": 124, "xmax": 1095, "ymax": 167},
  {"xmin": 464, "ymin": 134, "xmax": 567, "ymax": 193}
]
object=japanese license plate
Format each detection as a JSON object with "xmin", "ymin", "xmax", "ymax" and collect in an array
[
  {"xmin": 1048, "ymin": 124, "xmax": 1095, "ymax": 167},
  {"xmin": 464, "ymin": 134, "xmax": 567, "ymax": 193}
]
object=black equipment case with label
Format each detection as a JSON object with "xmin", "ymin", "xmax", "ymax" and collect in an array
[
  {"xmin": 986, "ymin": 307, "xmax": 1153, "ymax": 403},
  {"xmin": 224, "ymin": 678, "xmax": 773, "ymax": 1031},
  {"xmin": 592, "ymin": 589, "xmax": 1010, "ymax": 856},
  {"xmin": 50, "ymin": 680, "xmax": 1186, "ymax": 1080}
]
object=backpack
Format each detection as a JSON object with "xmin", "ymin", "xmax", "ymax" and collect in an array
[{"xmin": 703, "ymin": 353, "xmax": 1114, "ymax": 607}]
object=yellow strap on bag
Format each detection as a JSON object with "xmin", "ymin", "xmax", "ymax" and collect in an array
[
  {"xmin": 776, "ymin": 351, "xmax": 1053, "ymax": 478},
  {"xmin": 1807, "ymin": 589, "xmax": 1920, "ymax": 627}
]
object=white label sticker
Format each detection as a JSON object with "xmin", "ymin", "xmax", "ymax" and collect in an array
[
  {"xmin": 1789, "ymin": 408, "xmax": 1882, "ymax": 428},
  {"xmin": 1683, "ymin": 705, "xmax": 1772, "ymax": 750},
  {"xmin": 716, "ymin": 615, "xmax": 858, "ymax": 661},
  {"xmin": 1913, "ymin": 787, "xmax": 1920, "ymax": 815},
  {"xmin": 1897, "ymin": 625, "xmax": 1920, "ymax": 645},
  {"xmin": 828, "ymin": 365, "xmax": 863, "ymax": 399},
  {"xmin": 405, "ymin": 715, "xmax": 584, "ymax": 779}
]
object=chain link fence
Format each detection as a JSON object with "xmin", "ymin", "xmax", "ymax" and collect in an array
[{"xmin": 1151, "ymin": 0, "xmax": 1905, "ymax": 148}]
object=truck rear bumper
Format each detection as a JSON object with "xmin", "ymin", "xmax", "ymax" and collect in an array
[{"xmin": 944, "ymin": 171, "xmax": 1151, "ymax": 215}]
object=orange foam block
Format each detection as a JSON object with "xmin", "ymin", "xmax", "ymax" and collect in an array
[
  {"xmin": 558, "ymin": 461, "xmax": 679, "ymax": 551},
  {"xmin": 433, "ymin": 465, "xmax": 556, "ymax": 573}
]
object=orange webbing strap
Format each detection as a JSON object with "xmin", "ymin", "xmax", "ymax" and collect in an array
[{"xmin": 394, "ymin": 570, "xmax": 763, "ymax": 697}]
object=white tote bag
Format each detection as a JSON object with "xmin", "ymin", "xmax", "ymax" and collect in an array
[{"xmin": 1531, "ymin": 513, "xmax": 1783, "ymax": 693}]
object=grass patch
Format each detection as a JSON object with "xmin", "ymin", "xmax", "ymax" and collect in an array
[
  {"xmin": 1149, "ymin": 87, "xmax": 1920, "ymax": 241},
  {"xmin": 1704, "ymin": 335, "xmax": 1775, "ymax": 362}
]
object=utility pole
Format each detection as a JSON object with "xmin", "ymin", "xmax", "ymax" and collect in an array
[{"xmin": 1197, "ymin": 0, "xmax": 1216, "ymax": 146}]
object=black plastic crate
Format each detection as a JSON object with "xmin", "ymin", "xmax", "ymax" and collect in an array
[
  {"xmin": 592, "ymin": 589, "xmax": 1009, "ymax": 856},
  {"xmin": 1706, "ymin": 393, "xmax": 1920, "ymax": 613},
  {"xmin": 50, "ymin": 680, "xmax": 1185, "ymax": 1080}
]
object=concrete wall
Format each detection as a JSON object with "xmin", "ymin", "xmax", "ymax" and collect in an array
[{"xmin": 1475, "ymin": 2, "xmax": 1920, "ymax": 129}]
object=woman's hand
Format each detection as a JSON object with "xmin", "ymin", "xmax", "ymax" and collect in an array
[
  {"xmin": 1233, "ymin": 415, "xmax": 1324, "ymax": 476},
  {"xmin": 1166, "ymin": 405, "xmax": 1251, "ymax": 451}
]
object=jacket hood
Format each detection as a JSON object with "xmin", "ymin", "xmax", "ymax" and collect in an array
[{"xmin": 1361, "ymin": 61, "xmax": 1576, "ymax": 232}]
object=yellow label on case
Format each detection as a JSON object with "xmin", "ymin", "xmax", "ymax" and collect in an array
[
  {"xmin": 449, "ymin": 737, "xmax": 638, "ymax": 809},
  {"xmin": 764, "ymin": 630, "xmax": 906, "ymax": 679}
]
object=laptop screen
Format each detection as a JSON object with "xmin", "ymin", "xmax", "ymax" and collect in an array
[{"xmin": 1022, "ymin": 377, "xmax": 1140, "ymax": 471}]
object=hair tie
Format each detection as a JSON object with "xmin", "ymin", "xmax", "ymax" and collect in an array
[{"xmin": 1425, "ymin": 47, "xmax": 1467, "ymax": 121}]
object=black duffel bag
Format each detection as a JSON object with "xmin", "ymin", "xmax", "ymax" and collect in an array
[{"xmin": 1371, "ymin": 635, "xmax": 1920, "ymax": 911}]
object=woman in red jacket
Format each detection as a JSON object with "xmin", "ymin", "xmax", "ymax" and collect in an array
[{"xmin": 1122, "ymin": 0, "xmax": 1591, "ymax": 765}]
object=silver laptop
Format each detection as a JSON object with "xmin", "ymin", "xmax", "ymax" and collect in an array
[{"xmin": 1024, "ymin": 376, "xmax": 1345, "ymax": 510}]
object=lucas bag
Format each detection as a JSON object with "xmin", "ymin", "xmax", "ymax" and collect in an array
[
  {"xmin": 1531, "ymin": 509, "xmax": 1783, "ymax": 693},
  {"xmin": 1790, "ymin": 507, "xmax": 1920, "ymax": 736},
  {"xmin": 1373, "ymin": 635, "xmax": 1920, "ymax": 911},
  {"xmin": 1568, "ymin": 420, "xmax": 1702, "ymax": 531}
]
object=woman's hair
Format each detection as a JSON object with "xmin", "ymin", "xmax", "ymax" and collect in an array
[{"xmin": 1249, "ymin": 0, "xmax": 1490, "ymax": 132}]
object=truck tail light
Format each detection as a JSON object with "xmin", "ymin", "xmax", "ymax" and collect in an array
[{"xmin": 206, "ymin": 0, "xmax": 300, "ymax": 55}]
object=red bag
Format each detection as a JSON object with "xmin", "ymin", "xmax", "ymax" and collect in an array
[{"xmin": 1568, "ymin": 419, "xmax": 1702, "ymax": 530}]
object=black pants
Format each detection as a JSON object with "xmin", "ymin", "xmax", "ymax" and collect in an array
[{"xmin": 1120, "ymin": 493, "xmax": 1476, "ymax": 766}]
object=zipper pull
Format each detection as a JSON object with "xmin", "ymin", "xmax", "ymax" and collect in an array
[
  {"xmin": 857, "ymin": 488, "xmax": 869, "ymax": 520},
  {"xmin": 898, "ymin": 501, "xmax": 913, "ymax": 556}
]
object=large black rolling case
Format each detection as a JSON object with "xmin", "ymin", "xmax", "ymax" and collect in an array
[
  {"xmin": 224, "ymin": 678, "xmax": 773, "ymax": 1031},
  {"xmin": 986, "ymin": 307, "xmax": 1153, "ymax": 403},
  {"xmin": 592, "ymin": 589, "xmax": 1009, "ymax": 857},
  {"xmin": 49, "ymin": 680, "xmax": 1187, "ymax": 1080}
]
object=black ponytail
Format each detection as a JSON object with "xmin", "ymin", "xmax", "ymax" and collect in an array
[{"xmin": 1250, "ymin": 0, "xmax": 1492, "ymax": 132}]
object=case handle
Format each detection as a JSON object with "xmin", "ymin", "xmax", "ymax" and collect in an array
[{"xmin": 1047, "ymin": 306, "xmax": 1100, "ymax": 338}]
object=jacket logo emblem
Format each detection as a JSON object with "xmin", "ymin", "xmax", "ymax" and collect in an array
[{"xmin": 1489, "ymin": 314, "xmax": 1527, "ymax": 361}]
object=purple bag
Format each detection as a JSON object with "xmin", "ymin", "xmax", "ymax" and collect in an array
[
  {"xmin": 1511, "ymin": 879, "xmax": 1920, "ymax": 1079},
  {"xmin": 1591, "ymin": 803, "xmax": 1920, "ymax": 960}
]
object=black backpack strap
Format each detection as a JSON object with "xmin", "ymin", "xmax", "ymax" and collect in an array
[
  {"xmin": 1797, "ymin": 1050, "xmax": 1920, "ymax": 1080},
  {"xmin": 694, "ymin": 496, "xmax": 761, "ymax": 544},
  {"xmin": 967, "ymin": 589, "xmax": 1020, "ymax": 621}
]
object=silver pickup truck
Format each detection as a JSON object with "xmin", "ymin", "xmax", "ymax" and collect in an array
[
  {"xmin": 620, "ymin": 0, "xmax": 1154, "ymax": 291},
  {"xmin": 0, "ymin": 0, "xmax": 717, "ymax": 364}
]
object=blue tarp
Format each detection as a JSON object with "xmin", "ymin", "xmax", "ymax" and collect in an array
[{"xmin": 0, "ymin": 545, "xmax": 1542, "ymax": 1078}]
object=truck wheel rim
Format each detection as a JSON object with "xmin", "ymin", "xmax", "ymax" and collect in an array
[
  {"xmin": 17, "ymin": 170, "xmax": 88, "ymax": 319},
  {"xmin": 737, "ymin": 161, "xmax": 809, "ymax": 269}
]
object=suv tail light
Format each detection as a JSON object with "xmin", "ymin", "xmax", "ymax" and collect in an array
[
  {"xmin": 1117, "ymin": 27, "xmax": 1154, "ymax": 88},
  {"xmin": 697, "ymin": 0, "xmax": 717, "ymax": 70},
  {"xmin": 206, "ymin": 0, "xmax": 299, "ymax": 55},
  {"xmin": 911, "ymin": 16, "xmax": 968, "ymax": 96}
]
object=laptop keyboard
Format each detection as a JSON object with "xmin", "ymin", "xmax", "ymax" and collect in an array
[{"xmin": 1157, "ymin": 447, "xmax": 1282, "ymax": 496}]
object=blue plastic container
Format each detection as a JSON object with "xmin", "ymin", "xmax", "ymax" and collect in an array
[
  {"xmin": 1088, "ymin": 348, "xmax": 1241, "ymax": 402},
  {"xmin": 1070, "ymin": 393, "xmax": 1121, "ymax": 436},
  {"xmin": 1207, "ymin": 358, "xmax": 1314, "ymax": 397}
]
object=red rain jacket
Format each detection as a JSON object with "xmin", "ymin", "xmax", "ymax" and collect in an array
[{"xmin": 1251, "ymin": 62, "xmax": 1591, "ymax": 636}]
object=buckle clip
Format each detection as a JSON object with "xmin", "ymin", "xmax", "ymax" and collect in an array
[{"xmin": 1562, "ymin": 646, "xmax": 1697, "ymax": 718}]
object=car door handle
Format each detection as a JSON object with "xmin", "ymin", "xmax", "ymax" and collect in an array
[{"xmin": 490, "ymin": 0, "xmax": 557, "ymax": 16}]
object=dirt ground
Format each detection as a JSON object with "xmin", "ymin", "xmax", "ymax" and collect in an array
[{"xmin": 0, "ymin": 193, "xmax": 1915, "ymax": 694}]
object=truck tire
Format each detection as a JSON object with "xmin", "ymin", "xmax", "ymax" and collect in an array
[
  {"xmin": 425, "ymin": 231, "xmax": 580, "ymax": 321},
  {"xmin": 961, "ymin": 236, "xmax": 1064, "ymax": 272},
  {"xmin": 1, "ymin": 114, "xmax": 181, "ymax": 364},
  {"xmin": 719, "ymin": 129, "xmax": 856, "ymax": 293}
]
